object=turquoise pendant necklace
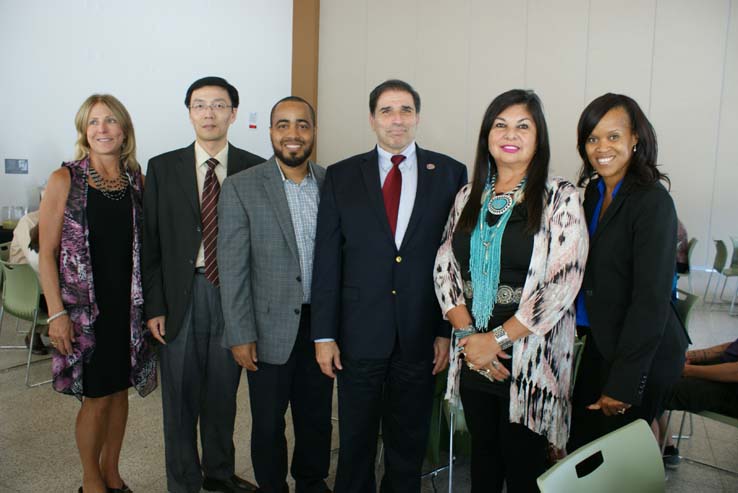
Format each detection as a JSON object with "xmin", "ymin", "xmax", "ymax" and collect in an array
[{"xmin": 469, "ymin": 174, "xmax": 526, "ymax": 329}]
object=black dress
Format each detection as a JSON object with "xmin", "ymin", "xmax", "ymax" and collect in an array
[{"xmin": 83, "ymin": 186, "xmax": 133, "ymax": 397}]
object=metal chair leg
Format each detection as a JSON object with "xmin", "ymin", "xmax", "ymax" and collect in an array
[
  {"xmin": 0, "ymin": 307, "xmax": 25, "ymax": 349},
  {"xmin": 24, "ymin": 310, "xmax": 51, "ymax": 388},
  {"xmin": 703, "ymin": 271, "xmax": 714, "ymax": 302}
]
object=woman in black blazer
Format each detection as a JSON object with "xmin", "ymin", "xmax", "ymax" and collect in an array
[{"xmin": 567, "ymin": 93, "xmax": 689, "ymax": 452}]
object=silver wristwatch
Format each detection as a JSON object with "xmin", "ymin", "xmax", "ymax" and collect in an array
[{"xmin": 492, "ymin": 325, "xmax": 513, "ymax": 350}]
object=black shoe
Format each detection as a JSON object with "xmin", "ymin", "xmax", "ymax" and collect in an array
[
  {"xmin": 254, "ymin": 483, "xmax": 290, "ymax": 493},
  {"xmin": 203, "ymin": 474, "xmax": 257, "ymax": 492},
  {"xmin": 663, "ymin": 445, "xmax": 681, "ymax": 469},
  {"xmin": 107, "ymin": 483, "xmax": 132, "ymax": 492}
]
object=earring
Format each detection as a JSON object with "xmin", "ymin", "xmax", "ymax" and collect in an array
[{"xmin": 632, "ymin": 144, "xmax": 638, "ymax": 153}]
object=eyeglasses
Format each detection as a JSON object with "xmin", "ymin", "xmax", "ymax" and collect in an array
[{"xmin": 189, "ymin": 102, "xmax": 233, "ymax": 113}]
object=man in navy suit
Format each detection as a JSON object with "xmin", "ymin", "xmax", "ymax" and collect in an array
[{"xmin": 311, "ymin": 79, "xmax": 467, "ymax": 492}]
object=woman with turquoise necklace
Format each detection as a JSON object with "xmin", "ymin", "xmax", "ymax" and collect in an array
[{"xmin": 434, "ymin": 89, "xmax": 588, "ymax": 492}]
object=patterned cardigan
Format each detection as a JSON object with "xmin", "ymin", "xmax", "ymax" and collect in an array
[{"xmin": 434, "ymin": 177, "xmax": 588, "ymax": 448}]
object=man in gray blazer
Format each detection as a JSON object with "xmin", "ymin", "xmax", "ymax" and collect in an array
[{"xmin": 219, "ymin": 96, "xmax": 333, "ymax": 493}]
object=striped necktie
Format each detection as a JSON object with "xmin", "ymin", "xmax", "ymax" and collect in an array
[{"xmin": 201, "ymin": 157, "xmax": 220, "ymax": 286}]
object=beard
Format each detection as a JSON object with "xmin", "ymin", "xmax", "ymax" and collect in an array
[{"xmin": 273, "ymin": 140, "xmax": 315, "ymax": 168}]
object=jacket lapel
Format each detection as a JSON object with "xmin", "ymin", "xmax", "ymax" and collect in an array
[
  {"xmin": 262, "ymin": 159, "xmax": 300, "ymax": 262},
  {"xmin": 175, "ymin": 144, "xmax": 200, "ymax": 218},
  {"xmin": 359, "ymin": 148, "xmax": 395, "ymax": 243},
  {"xmin": 400, "ymin": 144, "xmax": 430, "ymax": 250}
]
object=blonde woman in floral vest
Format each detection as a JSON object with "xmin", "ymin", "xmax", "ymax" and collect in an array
[{"xmin": 39, "ymin": 94, "xmax": 156, "ymax": 493}]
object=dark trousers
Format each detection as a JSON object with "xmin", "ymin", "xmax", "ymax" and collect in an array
[
  {"xmin": 247, "ymin": 305, "xmax": 334, "ymax": 493},
  {"xmin": 160, "ymin": 273, "xmax": 242, "ymax": 493},
  {"xmin": 460, "ymin": 375, "xmax": 549, "ymax": 493},
  {"xmin": 567, "ymin": 329, "xmax": 672, "ymax": 453},
  {"xmin": 667, "ymin": 376, "xmax": 738, "ymax": 418},
  {"xmin": 333, "ymin": 348, "xmax": 434, "ymax": 493}
]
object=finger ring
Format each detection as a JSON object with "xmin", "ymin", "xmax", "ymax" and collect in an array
[
  {"xmin": 491, "ymin": 360, "xmax": 500, "ymax": 368},
  {"xmin": 50, "ymin": 341, "xmax": 57, "ymax": 347},
  {"xmin": 618, "ymin": 408, "xmax": 626, "ymax": 414},
  {"xmin": 466, "ymin": 361, "xmax": 476, "ymax": 371}
]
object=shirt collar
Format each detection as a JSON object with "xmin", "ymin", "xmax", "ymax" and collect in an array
[
  {"xmin": 194, "ymin": 141, "xmax": 229, "ymax": 169},
  {"xmin": 596, "ymin": 177, "xmax": 624, "ymax": 198},
  {"xmin": 377, "ymin": 141, "xmax": 416, "ymax": 172},
  {"xmin": 276, "ymin": 160, "xmax": 315, "ymax": 184}
]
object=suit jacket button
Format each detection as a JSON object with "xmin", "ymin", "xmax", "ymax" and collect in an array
[
  {"xmin": 391, "ymin": 290, "xmax": 397, "ymax": 295},
  {"xmin": 294, "ymin": 308, "xmax": 300, "ymax": 315},
  {"xmin": 586, "ymin": 289, "xmax": 593, "ymax": 296},
  {"xmin": 196, "ymin": 226, "xmax": 201, "ymax": 233},
  {"xmin": 296, "ymin": 276, "xmax": 302, "ymax": 282},
  {"xmin": 395, "ymin": 256, "xmax": 402, "ymax": 263}
]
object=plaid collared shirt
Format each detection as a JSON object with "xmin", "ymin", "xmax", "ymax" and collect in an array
[{"xmin": 279, "ymin": 162, "xmax": 320, "ymax": 303}]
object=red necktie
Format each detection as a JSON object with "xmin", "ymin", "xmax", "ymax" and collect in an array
[
  {"xmin": 383, "ymin": 154, "xmax": 405, "ymax": 235},
  {"xmin": 201, "ymin": 158, "xmax": 220, "ymax": 286}
]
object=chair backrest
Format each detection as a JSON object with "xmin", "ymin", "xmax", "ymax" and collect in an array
[
  {"xmin": 0, "ymin": 260, "xmax": 42, "ymax": 321},
  {"xmin": 571, "ymin": 335, "xmax": 586, "ymax": 394},
  {"xmin": 687, "ymin": 237, "xmax": 698, "ymax": 265},
  {"xmin": 674, "ymin": 288, "xmax": 699, "ymax": 331},
  {"xmin": 537, "ymin": 419, "xmax": 665, "ymax": 493},
  {"xmin": 713, "ymin": 240, "xmax": 728, "ymax": 272},
  {"xmin": 730, "ymin": 236, "xmax": 738, "ymax": 268},
  {"xmin": 0, "ymin": 241, "xmax": 10, "ymax": 262}
]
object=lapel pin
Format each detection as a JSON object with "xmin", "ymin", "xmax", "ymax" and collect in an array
[{"xmin": 426, "ymin": 163, "xmax": 436, "ymax": 170}]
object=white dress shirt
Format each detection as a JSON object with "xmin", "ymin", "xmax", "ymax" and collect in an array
[
  {"xmin": 377, "ymin": 141, "xmax": 417, "ymax": 249},
  {"xmin": 194, "ymin": 142, "xmax": 228, "ymax": 268}
]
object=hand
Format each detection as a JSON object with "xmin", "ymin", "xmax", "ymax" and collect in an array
[
  {"xmin": 231, "ymin": 342, "xmax": 258, "ymax": 371},
  {"xmin": 146, "ymin": 316, "xmax": 166, "ymax": 344},
  {"xmin": 432, "ymin": 337, "xmax": 450, "ymax": 375},
  {"xmin": 587, "ymin": 394, "xmax": 631, "ymax": 416},
  {"xmin": 48, "ymin": 313, "xmax": 74, "ymax": 356},
  {"xmin": 315, "ymin": 341, "xmax": 342, "ymax": 378},
  {"xmin": 682, "ymin": 363, "xmax": 696, "ymax": 378},
  {"xmin": 458, "ymin": 332, "xmax": 511, "ymax": 381}
]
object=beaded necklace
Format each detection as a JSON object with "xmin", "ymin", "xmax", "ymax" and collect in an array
[
  {"xmin": 469, "ymin": 174, "xmax": 526, "ymax": 329},
  {"xmin": 89, "ymin": 162, "xmax": 129, "ymax": 201}
]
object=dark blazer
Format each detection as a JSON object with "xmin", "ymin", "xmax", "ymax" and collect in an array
[
  {"xmin": 311, "ymin": 145, "xmax": 467, "ymax": 361},
  {"xmin": 142, "ymin": 142, "xmax": 264, "ymax": 342},
  {"xmin": 581, "ymin": 176, "xmax": 688, "ymax": 405}
]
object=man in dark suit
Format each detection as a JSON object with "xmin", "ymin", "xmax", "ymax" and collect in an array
[
  {"xmin": 311, "ymin": 79, "xmax": 467, "ymax": 492},
  {"xmin": 219, "ymin": 97, "xmax": 333, "ymax": 493},
  {"xmin": 143, "ymin": 76, "xmax": 263, "ymax": 493}
]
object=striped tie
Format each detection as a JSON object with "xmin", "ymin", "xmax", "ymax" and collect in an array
[{"xmin": 201, "ymin": 157, "xmax": 220, "ymax": 286}]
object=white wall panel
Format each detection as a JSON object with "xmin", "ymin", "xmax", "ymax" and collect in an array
[
  {"xmin": 0, "ymin": 0, "xmax": 292, "ymax": 209},
  {"xmin": 650, "ymin": 0, "xmax": 730, "ymax": 265},
  {"xmin": 317, "ymin": 0, "xmax": 370, "ymax": 165},
  {"xmin": 526, "ymin": 0, "xmax": 589, "ymax": 179},
  {"xmin": 710, "ymin": 1, "xmax": 738, "ymax": 264},
  {"xmin": 415, "ymin": 0, "xmax": 472, "ymax": 164},
  {"xmin": 317, "ymin": 0, "xmax": 737, "ymax": 268},
  {"xmin": 585, "ymin": 0, "xmax": 656, "ymax": 109}
]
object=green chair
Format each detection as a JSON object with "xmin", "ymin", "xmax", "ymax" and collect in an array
[
  {"xmin": 0, "ymin": 241, "xmax": 9, "ymax": 262},
  {"xmin": 685, "ymin": 237, "xmax": 698, "ymax": 292},
  {"xmin": 703, "ymin": 240, "xmax": 728, "ymax": 304},
  {"xmin": 537, "ymin": 419, "xmax": 665, "ymax": 492},
  {"xmin": 728, "ymin": 237, "xmax": 738, "ymax": 315},
  {"xmin": 661, "ymin": 288, "xmax": 700, "ymax": 447},
  {"xmin": 0, "ymin": 260, "xmax": 51, "ymax": 387}
]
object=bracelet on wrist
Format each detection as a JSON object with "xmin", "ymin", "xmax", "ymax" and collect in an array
[
  {"xmin": 492, "ymin": 325, "xmax": 513, "ymax": 351},
  {"xmin": 47, "ymin": 309, "xmax": 68, "ymax": 323}
]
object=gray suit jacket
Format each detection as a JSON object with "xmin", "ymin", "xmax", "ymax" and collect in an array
[{"xmin": 218, "ymin": 157, "xmax": 326, "ymax": 364}]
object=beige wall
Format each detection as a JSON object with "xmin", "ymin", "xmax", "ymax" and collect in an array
[{"xmin": 317, "ymin": 0, "xmax": 738, "ymax": 268}]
